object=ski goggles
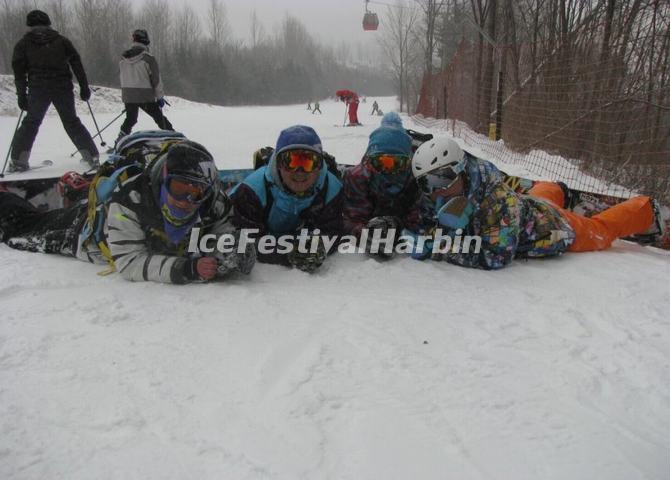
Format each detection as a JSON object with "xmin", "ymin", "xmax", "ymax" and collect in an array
[
  {"xmin": 277, "ymin": 149, "xmax": 323, "ymax": 173},
  {"xmin": 165, "ymin": 174, "xmax": 212, "ymax": 203},
  {"xmin": 368, "ymin": 154, "xmax": 411, "ymax": 174},
  {"xmin": 418, "ymin": 165, "xmax": 461, "ymax": 194}
]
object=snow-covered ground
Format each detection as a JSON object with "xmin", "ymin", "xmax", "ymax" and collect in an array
[{"xmin": 1, "ymin": 87, "xmax": 669, "ymax": 479}]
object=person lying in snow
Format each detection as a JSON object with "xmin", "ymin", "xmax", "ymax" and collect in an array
[
  {"xmin": 342, "ymin": 112, "xmax": 423, "ymax": 258},
  {"xmin": 0, "ymin": 141, "xmax": 255, "ymax": 283},
  {"xmin": 229, "ymin": 125, "xmax": 343, "ymax": 273},
  {"xmin": 410, "ymin": 136, "xmax": 665, "ymax": 269}
]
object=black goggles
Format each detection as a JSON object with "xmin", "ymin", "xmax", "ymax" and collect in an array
[{"xmin": 418, "ymin": 166, "xmax": 461, "ymax": 194}]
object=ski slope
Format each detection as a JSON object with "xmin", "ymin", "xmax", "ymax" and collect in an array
[{"xmin": 1, "ymin": 91, "xmax": 670, "ymax": 480}]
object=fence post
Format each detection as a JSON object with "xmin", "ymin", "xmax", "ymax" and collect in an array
[{"xmin": 495, "ymin": 70, "xmax": 504, "ymax": 140}]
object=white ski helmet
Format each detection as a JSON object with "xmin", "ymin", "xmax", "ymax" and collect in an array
[{"xmin": 411, "ymin": 136, "xmax": 465, "ymax": 179}]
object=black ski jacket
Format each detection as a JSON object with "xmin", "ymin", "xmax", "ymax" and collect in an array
[{"xmin": 12, "ymin": 27, "xmax": 89, "ymax": 94}]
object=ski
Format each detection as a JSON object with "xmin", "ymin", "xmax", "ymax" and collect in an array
[{"xmin": 1, "ymin": 159, "xmax": 54, "ymax": 176}]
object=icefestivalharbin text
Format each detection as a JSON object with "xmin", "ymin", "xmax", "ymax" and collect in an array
[{"xmin": 188, "ymin": 227, "xmax": 483, "ymax": 256}]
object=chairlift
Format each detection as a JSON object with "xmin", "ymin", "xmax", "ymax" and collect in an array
[{"xmin": 363, "ymin": 0, "xmax": 379, "ymax": 31}]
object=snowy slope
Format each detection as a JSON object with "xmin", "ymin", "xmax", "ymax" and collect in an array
[{"xmin": 1, "ymin": 88, "xmax": 670, "ymax": 480}]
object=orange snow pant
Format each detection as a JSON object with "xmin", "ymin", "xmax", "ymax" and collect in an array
[{"xmin": 528, "ymin": 182, "xmax": 654, "ymax": 252}]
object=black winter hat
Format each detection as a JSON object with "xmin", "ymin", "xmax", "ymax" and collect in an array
[
  {"xmin": 132, "ymin": 29, "xmax": 150, "ymax": 45},
  {"xmin": 164, "ymin": 142, "xmax": 217, "ymax": 184},
  {"xmin": 26, "ymin": 10, "xmax": 51, "ymax": 27}
]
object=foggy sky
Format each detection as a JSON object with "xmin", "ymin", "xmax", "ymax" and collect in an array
[{"xmin": 141, "ymin": 0, "xmax": 383, "ymax": 47}]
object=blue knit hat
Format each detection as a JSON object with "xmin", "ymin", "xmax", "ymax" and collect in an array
[
  {"xmin": 380, "ymin": 112, "xmax": 403, "ymax": 128},
  {"xmin": 366, "ymin": 114, "xmax": 412, "ymax": 157},
  {"xmin": 275, "ymin": 125, "xmax": 322, "ymax": 155}
]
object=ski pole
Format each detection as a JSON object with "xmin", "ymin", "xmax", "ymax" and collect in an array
[
  {"xmin": 70, "ymin": 109, "xmax": 125, "ymax": 157},
  {"xmin": 87, "ymin": 101, "xmax": 106, "ymax": 147},
  {"xmin": 0, "ymin": 109, "xmax": 25, "ymax": 178},
  {"xmin": 343, "ymin": 103, "xmax": 349, "ymax": 127}
]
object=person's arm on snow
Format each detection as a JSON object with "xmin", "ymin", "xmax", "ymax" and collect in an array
[
  {"xmin": 229, "ymin": 183, "xmax": 291, "ymax": 266},
  {"xmin": 441, "ymin": 186, "xmax": 522, "ymax": 270},
  {"xmin": 62, "ymin": 37, "xmax": 90, "ymax": 101},
  {"xmin": 290, "ymin": 184, "xmax": 344, "ymax": 270},
  {"xmin": 342, "ymin": 168, "xmax": 374, "ymax": 236},
  {"xmin": 11, "ymin": 38, "xmax": 28, "ymax": 110},
  {"xmin": 106, "ymin": 201, "xmax": 211, "ymax": 284},
  {"xmin": 200, "ymin": 188, "xmax": 256, "ymax": 276},
  {"xmin": 399, "ymin": 186, "xmax": 423, "ymax": 233}
]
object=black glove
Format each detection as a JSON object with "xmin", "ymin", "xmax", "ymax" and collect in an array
[
  {"xmin": 17, "ymin": 92, "xmax": 28, "ymax": 111},
  {"xmin": 253, "ymin": 146, "xmax": 274, "ymax": 170},
  {"xmin": 287, "ymin": 235, "xmax": 327, "ymax": 273},
  {"xmin": 214, "ymin": 236, "xmax": 257, "ymax": 276},
  {"xmin": 80, "ymin": 85, "xmax": 91, "ymax": 101},
  {"xmin": 365, "ymin": 216, "xmax": 401, "ymax": 258}
]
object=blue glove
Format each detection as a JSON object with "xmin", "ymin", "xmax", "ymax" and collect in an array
[
  {"xmin": 157, "ymin": 97, "xmax": 166, "ymax": 108},
  {"xmin": 436, "ymin": 195, "xmax": 474, "ymax": 230}
]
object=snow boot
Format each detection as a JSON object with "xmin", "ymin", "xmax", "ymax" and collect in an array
[{"xmin": 6, "ymin": 151, "xmax": 30, "ymax": 173}]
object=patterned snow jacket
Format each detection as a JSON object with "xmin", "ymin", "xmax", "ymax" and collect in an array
[
  {"xmin": 229, "ymin": 157, "xmax": 343, "ymax": 265},
  {"xmin": 425, "ymin": 155, "xmax": 575, "ymax": 270},
  {"xmin": 106, "ymin": 169, "xmax": 234, "ymax": 284},
  {"xmin": 343, "ymin": 161, "xmax": 422, "ymax": 236},
  {"xmin": 119, "ymin": 43, "xmax": 164, "ymax": 104}
]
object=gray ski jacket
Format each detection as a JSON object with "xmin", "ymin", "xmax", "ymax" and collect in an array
[{"xmin": 119, "ymin": 43, "xmax": 164, "ymax": 104}]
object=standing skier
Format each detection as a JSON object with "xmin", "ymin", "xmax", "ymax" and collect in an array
[
  {"xmin": 115, "ymin": 29, "xmax": 173, "ymax": 147},
  {"xmin": 9, "ymin": 10, "xmax": 99, "ymax": 172},
  {"xmin": 343, "ymin": 112, "xmax": 422, "ymax": 257},
  {"xmin": 230, "ymin": 125, "xmax": 343, "ymax": 272},
  {"xmin": 337, "ymin": 90, "xmax": 361, "ymax": 126},
  {"xmin": 345, "ymin": 95, "xmax": 361, "ymax": 125},
  {"xmin": 371, "ymin": 100, "xmax": 381, "ymax": 116},
  {"xmin": 312, "ymin": 101, "xmax": 322, "ymax": 114},
  {"xmin": 411, "ymin": 136, "xmax": 665, "ymax": 269}
]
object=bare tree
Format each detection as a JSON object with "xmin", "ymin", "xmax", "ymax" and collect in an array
[
  {"xmin": 249, "ymin": 10, "xmax": 265, "ymax": 49},
  {"xmin": 207, "ymin": 0, "xmax": 229, "ymax": 51},
  {"xmin": 380, "ymin": 1, "xmax": 421, "ymax": 112},
  {"xmin": 0, "ymin": 0, "xmax": 30, "ymax": 73},
  {"xmin": 415, "ymin": 0, "xmax": 446, "ymax": 74},
  {"xmin": 0, "ymin": 0, "xmax": 395, "ymax": 108},
  {"xmin": 137, "ymin": 0, "xmax": 172, "ymax": 67},
  {"xmin": 49, "ymin": 0, "xmax": 72, "ymax": 36}
]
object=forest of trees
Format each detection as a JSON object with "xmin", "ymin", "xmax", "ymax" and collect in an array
[
  {"xmin": 0, "ymin": 0, "xmax": 395, "ymax": 105},
  {"xmin": 380, "ymin": 0, "xmax": 670, "ymax": 123}
]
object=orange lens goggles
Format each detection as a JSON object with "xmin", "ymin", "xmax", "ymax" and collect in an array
[
  {"xmin": 278, "ymin": 150, "xmax": 322, "ymax": 173},
  {"xmin": 166, "ymin": 176, "xmax": 210, "ymax": 202},
  {"xmin": 369, "ymin": 154, "xmax": 410, "ymax": 173}
]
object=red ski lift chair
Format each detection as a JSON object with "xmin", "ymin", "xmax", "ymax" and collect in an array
[{"xmin": 363, "ymin": 0, "xmax": 379, "ymax": 31}]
